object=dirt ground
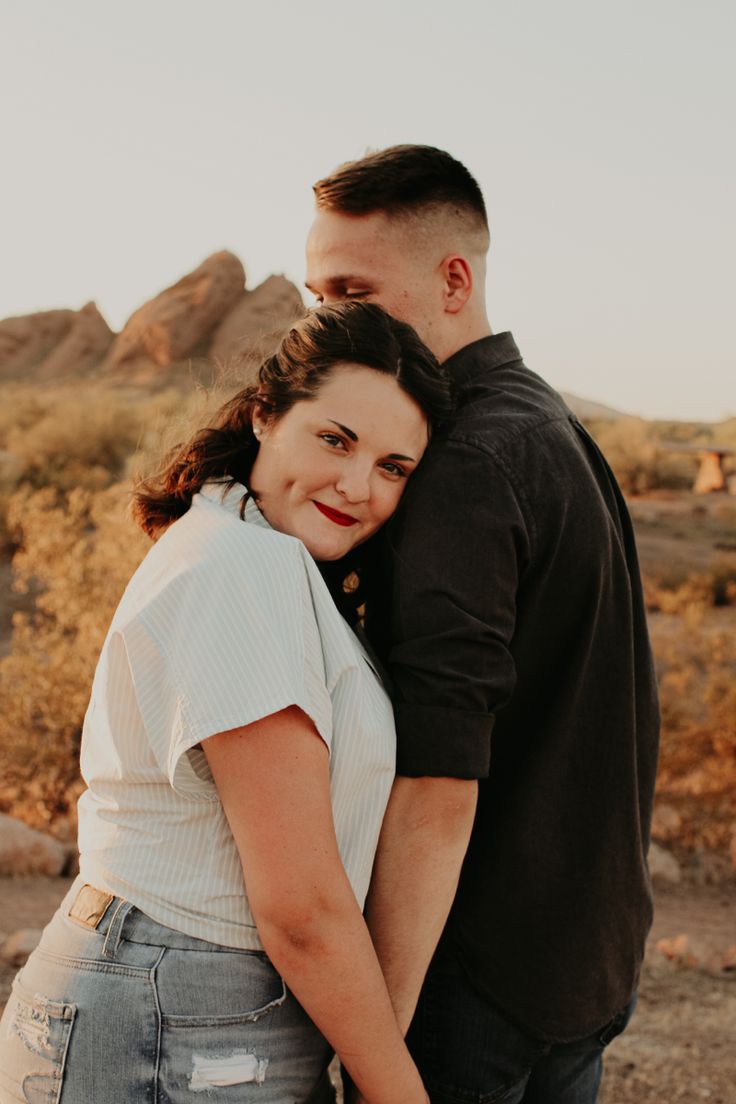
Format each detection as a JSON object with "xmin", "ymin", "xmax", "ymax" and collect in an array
[{"xmin": 2, "ymin": 876, "xmax": 734, "ymax": 1102}]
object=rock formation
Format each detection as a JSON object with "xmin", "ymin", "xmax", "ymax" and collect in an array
[
  {"xmin": 0, "ymin": 253, "xmax": 304, "ymax": 381},
  {"xmin": 37, "ymin": 302, "xmax": 114, "ymax": 378},
  {"xmin": 0, "ymin": 309, "xmax": 77, "ymax": 377},
  {"xmin": 106, "ymin": 251, "xmax": 246, "ymax": 369},
  {"xmin": 210, "ymin": 274, "xmax": 304, "ymax": 367}
]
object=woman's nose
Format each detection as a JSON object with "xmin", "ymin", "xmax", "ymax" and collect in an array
[{"xmin": 336, "ymin": 463, "xmax": 372, "ymax": 503}]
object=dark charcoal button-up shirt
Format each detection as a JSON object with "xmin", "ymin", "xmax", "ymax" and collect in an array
[{"xmin": 367, "ymin": 332, "xmax": 660, "ymax": 1041}]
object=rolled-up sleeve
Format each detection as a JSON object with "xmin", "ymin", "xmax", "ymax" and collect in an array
[{"xmin": 385, "ymin": 439, "xmax": 530, "ymax": 779}]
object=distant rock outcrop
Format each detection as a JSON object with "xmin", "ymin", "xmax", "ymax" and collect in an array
[
  {"xmin": 0, "ymin": 252, "xmax": 305, "ymax": 381},
  {"xmin": 106, "ymin": 251, "xmax": 246, "ymax": 369},
  {"xmin": 0, "ymin": 309, "xmax": 77, "ymax": 377},
  {"xmin": 37, "ymin": 302, "xmax": 114, "ymax": 378},
  {"xmin": 210, "ymin": 274, "xmax": 305, "ymax": 366}
]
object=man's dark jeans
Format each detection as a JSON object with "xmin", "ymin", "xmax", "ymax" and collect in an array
[{"xmin": 406, "ymin": 941, "xmax": 636, "ymax": 1104}]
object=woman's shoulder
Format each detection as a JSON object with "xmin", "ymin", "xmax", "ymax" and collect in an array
[{"xmin": 115, "ymin": 485, "xmax": 314, "ymax": 629}]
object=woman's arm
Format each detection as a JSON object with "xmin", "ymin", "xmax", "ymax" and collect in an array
[{"xmin": 203, "ymin": 705, "xmax": 427, "ymax": 1104}]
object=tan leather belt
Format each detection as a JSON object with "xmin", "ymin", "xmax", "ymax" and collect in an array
[{"xmin": 68, "ymin": 884, "xmax": 116, "ymax": 929}]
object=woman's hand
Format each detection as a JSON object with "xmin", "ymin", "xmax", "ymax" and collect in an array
[{"xmin": 203, "ymin": 705, "xmax": 427, "ymax": 1104}]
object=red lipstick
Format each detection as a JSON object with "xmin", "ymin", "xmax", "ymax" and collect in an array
[{"xmin": 314, "ymin": 502, "xmax": 358, "ymax": 527}]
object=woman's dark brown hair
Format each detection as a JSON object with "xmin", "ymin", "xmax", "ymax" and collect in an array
[{"xmin": 133, "ymin": 300, "xmax": 452, "ymax": 620}]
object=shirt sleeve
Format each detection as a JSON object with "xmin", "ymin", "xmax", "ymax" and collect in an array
[
  {"xmin": 382, "ymin": 438, "xmax": 530, "ymax": 779},
  {"xmin": 117, "ymin": 532, "xmax": 333, "ymax": 799}
]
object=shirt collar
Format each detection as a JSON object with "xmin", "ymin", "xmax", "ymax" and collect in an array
[
  {"xmin": 444, "ymin": 332, "xmax": 522, "ymax": 388},
  {"xmin": 198, "ymin": 480, "xmax": 272, "ymax": 531}
]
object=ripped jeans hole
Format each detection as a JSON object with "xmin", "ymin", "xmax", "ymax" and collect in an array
[
  {"xmin": 11, "ymin": 998, "xmax": 52, "ymax": 1052},
  {"xmin": 190, "ymin": 1052, "xmax": 269, "ymax": 1090}
]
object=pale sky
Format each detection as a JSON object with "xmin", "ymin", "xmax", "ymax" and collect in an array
[{"xmin": 2, "ymin": 0, "xmax": 734, "ymax": 421}]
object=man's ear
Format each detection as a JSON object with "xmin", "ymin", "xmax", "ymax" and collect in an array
[{"xmin": 441, "ymin": 255, "xmax": 473, "ymax": 314}]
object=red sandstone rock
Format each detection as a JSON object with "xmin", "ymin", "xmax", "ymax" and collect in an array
[
  {"xmin": 209, "ymin": 274, "xmax": 304, "ymax": 367},
  {"xmin": 0, "ymin": 309, "xmax": 75, "ymax": 377},
  {"xmin": 37, "ymin": 302, "xmax": 114, "ymax": 378},
  {"xmin": 107, "ymin": 251, "xmax": 246, "ymax": 369}
]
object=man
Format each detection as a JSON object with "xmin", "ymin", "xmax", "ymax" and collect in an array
[{"xmin": 305, "ymin": 145, "xmax": 659, "ymax": 1104}]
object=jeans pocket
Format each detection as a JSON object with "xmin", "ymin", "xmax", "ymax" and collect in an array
[
  {"xmin": 155, "ymin": 947, "xmax": 286, "ymax": 1026},
  {"xmin": 0, "ymin": 976, "xmax": 77, "ymax": 1104}
]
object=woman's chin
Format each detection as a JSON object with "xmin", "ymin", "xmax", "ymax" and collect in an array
[
  {"xmin": 303, "ymin": 540, "xmax": 353, "ymax": 562},
  {"xmin": 301, "ymin": 530, "xmax": 372, "ymax": 562}
]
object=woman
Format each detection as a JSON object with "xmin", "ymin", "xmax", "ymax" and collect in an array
[{"xmin": 0, "ymin": 302, "xmax": 451, "ymax": 1104}]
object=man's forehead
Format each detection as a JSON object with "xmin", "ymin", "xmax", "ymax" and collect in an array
[
  {"xmin": 308, "ymin": 208, "xmax": 393, "ymax": 253},
  {"xmin": 305, "ymin": 211, "xmax": 405, "ymax": 284}
]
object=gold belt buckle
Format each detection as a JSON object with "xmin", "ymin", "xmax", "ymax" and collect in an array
[{"xmin": 68, "ymin": 884, "xmax": 115, "ymax": 929}]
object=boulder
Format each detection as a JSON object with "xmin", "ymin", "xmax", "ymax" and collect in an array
[
  {"xmin": 648, "ymin": 841, "xmax": 681, "ymax": 885},
  {"xmin": 0, "ymin": 929, "xmax": 42, "ymax": 967},
  {"xmin": 0, "ymin": 309, "xmax": 75, "ymax": 377},
  {"xmin": 209, "ymin": 275, "xmax": 304, "ymax": 368},
  {"xmin": 106, "ymin": 251, "xmax": 246, "ymax": 369},
  {"xmin": 0, "ymin": 813, "xmax": 67, "ymax": 876},
  {"xmin": 651, "ymin": 803, "xmax": 682, "ymax": 843},
  {"xmin": 37, "ymin": 301, "xmax": 114, "ymax": 378}
]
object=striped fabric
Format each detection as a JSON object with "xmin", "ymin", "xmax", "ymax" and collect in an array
[{"xmin": 77, "ymin": 482, "xmax": 395, "ymax": 950}]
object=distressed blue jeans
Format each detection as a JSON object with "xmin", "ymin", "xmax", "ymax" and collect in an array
[
  {"xmin": 0, "ymin": 882, "xmax": 335, "ymax": 1103},
  {"xmin": 406, "ymin": 939, "xmax": 637, "ymax": 1104}
]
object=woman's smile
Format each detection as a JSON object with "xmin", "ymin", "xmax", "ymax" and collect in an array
[{"xmin": 313, "ymin": 501, "xmax": 359, "ymax": 526}]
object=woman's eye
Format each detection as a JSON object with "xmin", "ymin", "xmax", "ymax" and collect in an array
[
  {"xmin": 320, "ymin": 433, "xmax": 346, "ymax": 449},
  {"xmin": 380, "ymin": 462, "xmax": 408, "ymax": 479},
  {"xmin": 345, "ymin": 290, "xmax": 369, "ymax": 300}
]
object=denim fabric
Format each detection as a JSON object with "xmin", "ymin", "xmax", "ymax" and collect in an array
[
  {"xmin": 0, "ymin": 884, "xmax": 335, "ymax": 1103},
  {"xmin": 406, "ymin": 941, "xmax": 636, "ymax": 1104}
]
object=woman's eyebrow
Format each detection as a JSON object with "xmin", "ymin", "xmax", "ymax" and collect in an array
[
  {"xmin": 328, "ymin": 421, "xmax": 416, "ymax": 463},
  {"xmin": 328, "ymin": 419, "xmax": 358, "ymax": 442}
]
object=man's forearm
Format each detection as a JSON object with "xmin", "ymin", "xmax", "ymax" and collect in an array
[{"xmin": 364, "ymin": 774, "xmax": 478, "ymax": 1034}]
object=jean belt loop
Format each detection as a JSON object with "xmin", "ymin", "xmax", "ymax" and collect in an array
[{"xmin": 101, "ymin": 898, "xmax": 135, "ymax": 960}]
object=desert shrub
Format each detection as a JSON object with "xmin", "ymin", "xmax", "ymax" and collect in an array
[
  {"xmin": 5, "ymin": 394, "xmax": 142, "ymax": 491},
  {"xmin": 585, "ymin": 417, "xmax": 697, "ymax": 493},
  {"xmin": 0, "ymin": 384, "xmax": 197, "ymax": 548},
  {"xmin": 0, "ymin": 483, "xmax": 149, "ymax": 829},
  {"xmin": 644, "ymin": 560, "xmax": 736, "ymax": 614},
  {"xmin": 651, "ymin": 611, "xmax": 736, "ymax": 851}
]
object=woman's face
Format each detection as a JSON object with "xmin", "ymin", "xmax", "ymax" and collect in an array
[{"xmin": 248, "ymin": 363, "xmax": 429, "ymax": 560}]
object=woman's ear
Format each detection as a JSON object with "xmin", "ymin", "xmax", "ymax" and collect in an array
[
  {"xmin": 251, "ymin": 400, "xmax": 271, "ymax": 440},
  {"xmin": 441, "ymin": 255, "xmax": 473, "ymax": 314}
]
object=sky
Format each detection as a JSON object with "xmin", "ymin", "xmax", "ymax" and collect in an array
[{"xmin": 2, "ymin": 0, "xmax": 734, "ymax": 422}]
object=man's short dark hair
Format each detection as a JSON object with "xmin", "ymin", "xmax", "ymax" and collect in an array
[{"xmin": 313, "ymin": 145, "xmax": 488, "ymax": 233}]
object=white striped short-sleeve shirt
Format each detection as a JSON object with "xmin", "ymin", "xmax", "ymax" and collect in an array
[{"xmin": 77, "ymin": 482, "xmax": 396, "ymax": 949}]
